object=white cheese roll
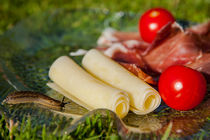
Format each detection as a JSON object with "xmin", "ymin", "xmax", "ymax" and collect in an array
[
  {"xmin": 48, "ymin": 56, "xmax": 129, "ymax": 118},
  {"xmin": 82, "ymin": 49, "xmax": 161, "ymax": 115}
]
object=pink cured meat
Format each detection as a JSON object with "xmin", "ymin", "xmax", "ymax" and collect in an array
[
  {"xmin": 187, "ymin": 21, "xmax": 210, "ymax": 37},
  {"xmin": 144, "ymin": 21, "xmax": 210, "ymax": 73},
  {"xmin": 96, "ymin": 21, "xmax": 210, "ymax": 77},
  {"xmin": 97, "ymin": 28, "xmax": 150, "ymax": 68},
  {"xmin": 187, "ymin": 21, "xmax": 210, "ymax": 52},
  {"xmin": 111, "ymin": 49, "xmax": 146, "ymax": 68},
  {"xmin": 186, "ymin": 53, "xmax": 210, "ymax": 75},
  {"xmin": 96, "ymin": 43, "xmax": 147, "ymax": 68},
  {"xmin": 97, "ymin": 28, "xmax": 143, "ymax": 46},
  {"xmin": 144, "ymin": 31, "xmax": 202, "ymax": 73},
  {"xmin": 186, "ymin": 22, "xmax": 210, "ymax": 77}
]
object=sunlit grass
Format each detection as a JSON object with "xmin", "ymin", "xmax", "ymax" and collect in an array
[
  {"xmin": 0, "ymin": 0, "xmax": 209, "ymax": 34},
  {"xmin": 0, "ymin": 113, "xmax": 209, "ymax": 140},
  {"xmin": 0, "ymin": 113, "xmax": 120, "ymax": 140}
]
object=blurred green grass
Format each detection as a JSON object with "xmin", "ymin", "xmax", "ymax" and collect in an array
[{"xmin": 0, "ymin": 0, "xmax": 209, "ymax": 34}]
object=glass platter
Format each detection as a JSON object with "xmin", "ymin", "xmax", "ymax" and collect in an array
[{"xmin": 0, "ymin": 8, "xmax": 209, "ymax": 139}]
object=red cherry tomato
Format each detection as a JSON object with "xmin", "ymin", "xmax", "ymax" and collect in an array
[
  {"xmin": 139, "ymin": 8, "xmax": 175, "ymax": 43},
  {"xmin": 158, "ymin": 65, "xmax": 206, "ymax": 111}
]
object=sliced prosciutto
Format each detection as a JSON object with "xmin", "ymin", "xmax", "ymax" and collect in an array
[
  {"xmin": 144, "ymin": 28, "xmax": 203, "ymax": 73},
  {"xmin": 96, "ymin": 21, "xmax": 210, "ymax": 79},
  {"xmin": 186, "ymin": 53, "xmax": 210, "ymax": 75},
  {"xmin": 97, "ymin": 43, "xmax": 146, "ymax": 68},
  {"xmin": 187, "ymin": 21, "xmax": 210, "ymax": 52},
  {"xmin": 97, "ymin": 28, "xmax": 145, "ymax": 46},
  {"xmin": 144, "ymin": 21, "xmax": 210, "ymax": 73},
  {"xmin": 187, "ymin": 21, "xmax": 210, "ymax": 37},
  {"xmin": 96, "ymin": 28, "xmax": 150, "ymax": 69},
  {"xmin": 119, "ymin": 62, "xmax": 157, "ymax": 85}
]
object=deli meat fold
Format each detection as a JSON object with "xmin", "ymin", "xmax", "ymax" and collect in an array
[{"xmin": 96, "ymin": 21, "xmax": 210, "ymax": 77}]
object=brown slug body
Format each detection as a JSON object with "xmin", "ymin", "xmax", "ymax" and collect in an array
[{"xmin": 2, "ymin": 91, "xmax": 65, "ymax": 110}]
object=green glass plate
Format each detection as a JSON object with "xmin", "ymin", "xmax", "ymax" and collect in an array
[{"xmin": 0, "ymin": 9, "xmax": 209, "ymax": 139}]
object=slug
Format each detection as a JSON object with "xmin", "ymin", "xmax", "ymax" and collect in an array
[{"xmin": 2, "ymin": 91, "xmax": 66, "ymax": 110}]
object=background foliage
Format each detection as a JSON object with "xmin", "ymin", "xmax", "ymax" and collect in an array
[{"xmin": 0, "ymin": 0, "xmax": 209, "ymax": 34}]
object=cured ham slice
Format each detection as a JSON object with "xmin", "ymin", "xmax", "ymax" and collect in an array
[
  {"xmin": 187, "ymin": 21, "xmax": 210, "ymax": 52},
  {"xmin": 143, "ymin": 22, "xmax": 183, "ymax": 55},
  {"xmin": 96, "ymin": 21, "xmax": 210, "ymax": 78},
  {"xmin": 97, "ymin": 28, "xmax": 149, "ymax": 53},
  {"xmin": 186, "ymin": 53, "xmax": 210, "ymax": 75},
  {"xmin": 187, "ymin": 21, "xmax": 210, "ymax": 37},
  {"xmin": 119, "ymin": 62, "xmax": 157, "ymax": 85},
  {"xmin": 144, "ymin": 31, "xmax": 202, "ymax": 73},
  {"xmin": 110, "ymin": 48, "xmax": 146, "ymax": 68},
  {"xmin": 185, "ymin": 21, "xmax": 210, "ymax": 78},
  {"xmin": 97, "ymin": 42, "xmax": 147, "ymax": 68},
  {"xmin": 96, "ymin": 28, "xmax": 149, "ymax": 69},
  {"xmin": 144, "ymin": 21, "xmax": 210, "ymax": 73},
  {"xmin": 97, "ymin": 28, "xmax": 144, "ymax": 46}
]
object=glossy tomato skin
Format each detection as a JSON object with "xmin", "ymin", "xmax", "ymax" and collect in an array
[
  {"xmin": 158, "ymin": 65, "xmax": 206, "ymax": 111},
  {"xmin": 139, "ymin": 8, "xmax": 175, "ymax": 43}
]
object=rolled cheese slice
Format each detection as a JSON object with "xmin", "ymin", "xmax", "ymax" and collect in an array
[
  {"xmin": 82, "ymin": 49, "xmax": 161, "ymax": 115},
  {"xmin": 48, "ymin": 56, "xmax": 129, "ymax": 118}
]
